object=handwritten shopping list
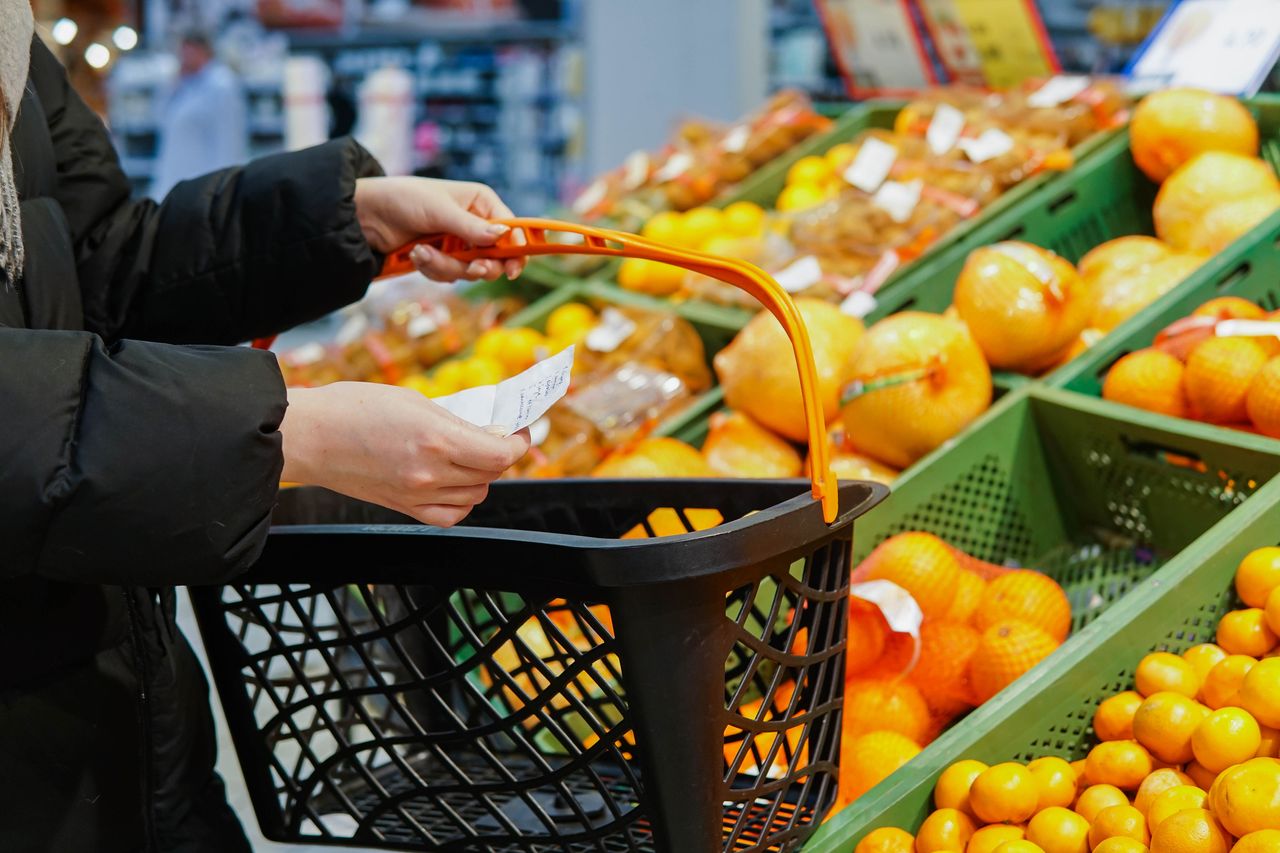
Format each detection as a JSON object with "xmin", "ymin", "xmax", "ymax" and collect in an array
[{"xmin": 433, "ymin": 345, "xmax": 575, "ymax": 435}]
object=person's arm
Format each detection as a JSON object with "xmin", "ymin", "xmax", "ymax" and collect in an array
[
  {"xmin": 1, "ymin": 326, "xmax": 529, "ymax": 586},
  {"xmin": 31, "ymin": 38, "xmax": 381, "ymax": 346}
]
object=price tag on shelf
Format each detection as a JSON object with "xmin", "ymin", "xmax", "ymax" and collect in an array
[
  {"xmin": 843, "ymin": 136, "xmax": 898, "ymax": 193},
  {"xmin": 1127, "ymin": 0, "xmax": 1280, "ymax": 96},
  {"xmin": 873, "ymin": 179, "xmax": 924, "ymax": 224},
  {"xmin": 1027, "ymin": 75, "xmax": 1090, "ymax": 107},
  {"xmin": 840, "ymin": 289, "xmax": 878, "ymax": 319},
  {"xmin": 773, "ymin": 255, "xmax": 825, "ymax": 293},
  {"xmin": 586, "ymin": 307, "xmax": 638, "ymax": 353},
  {"xmin": 959, "ymin": 128, "xmax": 1015, "ymax": 163},
  {"xmin": 433, "ymin": 346, "xmax": 575, "ymax": 435},
  {"xmin": 926, "ymin": 103, "xmax": 965, "ymax": 156}
]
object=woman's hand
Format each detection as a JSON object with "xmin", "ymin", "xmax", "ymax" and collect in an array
[
  {"xmin": 354, "ymin": 176, "xmax": 525, "ymax": 282},
  {"xmin": 279, "ymin": 382, "xmax": 530, "ymax": 527}
]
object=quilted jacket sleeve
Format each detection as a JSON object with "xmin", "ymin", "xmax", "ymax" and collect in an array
[
  {"xmin": 0, "ymin": 327, "xmax": 285, "ymax": 585},
  {"xmin": 28, "ymin": 39, "xmax": 383, "ymax": 346}
]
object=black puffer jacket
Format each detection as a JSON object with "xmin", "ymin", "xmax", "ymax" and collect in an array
[{"xmin": 1, "ymin": 39, "xmax": 381, "ymax": 851}]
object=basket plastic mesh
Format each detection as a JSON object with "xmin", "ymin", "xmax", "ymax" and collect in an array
[{"xmin": 207, "ymin": 513, "xmax": 850, "ymax": 852}]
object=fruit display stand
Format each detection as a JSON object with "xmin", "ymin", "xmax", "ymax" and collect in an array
[{"xmin": 802, "ymin": 421, "xmax": 1280, "ymax": 851}]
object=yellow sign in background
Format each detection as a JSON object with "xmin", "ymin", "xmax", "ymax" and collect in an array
[{"xmin": 945, "ymin": 0, "xmax": 1059, "ymax": 87}]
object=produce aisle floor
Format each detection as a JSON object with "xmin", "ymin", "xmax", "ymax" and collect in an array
[{"xmin": 176, "ymin": 588, "xmax": 382, "ymax": 853}]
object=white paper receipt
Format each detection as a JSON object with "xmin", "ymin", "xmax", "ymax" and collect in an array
[{"xmin": 433, "ymin": 346, "xmax": 575, "ymax": 435}]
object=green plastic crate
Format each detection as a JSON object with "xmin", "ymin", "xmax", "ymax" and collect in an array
[{"xmin": 805, "ymin": 398, "xmax": 1280, "ymax": 850}]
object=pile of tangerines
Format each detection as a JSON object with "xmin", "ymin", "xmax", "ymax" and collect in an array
[
  {"xmin": 854, "ymin": 545, "xmax": 1280, "ymax": 853},
  {"xmin": 838, "ymin": 532, "xmax": 1072, "ymax": 807},
  {"xmin": 1103, "ymin": 295, "xmax": 1280, "ymax": 436}
]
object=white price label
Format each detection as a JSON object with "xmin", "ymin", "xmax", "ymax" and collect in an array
[
  {"xmin": 840, "ymin": 290, "xmax": 878, "ymax": 319},
  {"xmin": 335, "ymin": 313, "xmax": 370, "ymax": 346},
  {"xmin": 622, "ymin": 151, "xmax": 650, "ymax": 190},
  {"xmin": 843, "ymin": 137, "xmax": 898, "ymax": 193},
  {"xmin": 1128, "ymin": 0, "xmax": 1280, "ymax": 97},
  {"xmin": 586, "ymin": 307, "xmax": 638, "ymax": 353},
  {"xmin": 959, "ymin": 128, "xmax": 1015, "ymax": 163},
  {"xmin": 407, "ymin": 313, "xmax": 439, "ymax": 339},
  {"xmin": 654, "ymin": 151, "xmax": 695, "ymax": 183},
  {"xmin": 1027, "ymin": 75, "xmax": 1090, "ymax": 108},
  {"xmin": 773, "ymin": 255, "xmax": 824, "ymax": 293},
  {"xmin": 432, "ymin": 346, "xmax": 575, "ymax": 435},
  {"xmin": 873, "ymin": 179, "xmax": 924, "ymax": 224},
  {"xmin": 572, "ymin": 179, "xmax": 608, "ymax": 216},
  {"xmin": 926, "ymin": 103, "xmax": 965, "ymax": 156}
]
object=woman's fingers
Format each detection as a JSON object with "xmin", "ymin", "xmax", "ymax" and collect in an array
[{"xmin": 408, "ymin": 504, "xmax": 474, "ymax": 528}]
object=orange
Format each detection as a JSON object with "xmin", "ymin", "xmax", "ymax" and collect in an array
[
  {"xmin": 954, "ymin": 242, "xmax": 1093, "ymax": 374},
  {"xmin": 949, "ymin": 570, "xmax": 988, "ymax": 623},
  {"xmin": 847, "ymin": 598, "xmax": 890, "ymax": 677},
  {"xmin": 1079, "ymin": 236, "xmax": 1171, "ymax": 287},
  {"xmin": 1096, "ymin": 692, "xmax": 1145, "ymax": 742},
  {"xmin": 701, "ymin": 410, "xmax": 803, "ymax": 479},
  {"xmin": 967, "ymin": 825, "xmax": 1027, "ymax": 853},
  {"xmin": 1130, "ymin": 89, "xmax": 1260, "ymax": 183},
  {"xmin": 859, "ymin": 532, "xmax": 963, "ymax": 621},
  {"xmin": 1149, "ymin": 808, "xmax": 1229, "ymax": 853},
  {"xmin": 1232, "ymin": 830, "xmax": 1280, "ymax": 852},
  {"xmin": 1217, "ymin": 609, "xmax": 1278, "ymax": 658},
  {"xmin": 1135, "ymin": 652, "xmax": 1201, "ymax": 699},
  {"xmin": 933, "ymin": 758, "xmax": 988, "ymax": 816},
  {"xmin": 840, "ymin": 312, "xmax": 992, "ymax": 468},
  {"xmin": 1246, "ymin": 356, "xmax": 1280, "ymax": 439},
  {"xmin": 1202, "ymin": 655, "xmax": 1259, "ymax": 710},
  {"xmin": 1238, "ymin": 547, "xmax": 1280, "ymax": 608},
  {"xmin": 910, "ymin": 620, "xmax": 981, "ymax": 717},
  {"xmin": 1237, "ymin": 658, "xmax": 1280, "ymax": 728},
  {"xmin": 1089, "ymin": 804, "xmax": 1149, "ymax": 848},
  {"xmin": 838, "ymin": 731, "xmax": 921, "ymax": 805},
  {"xmin": 1086, "ymin": 741, "xmax": 1156, "ymax": 791},
  {"xmin": 1186, "ymin": 761, "xmax": 1218, "ymax": 791},
  {"xmin": 1257, "ymin": 724, "xmax": 1280, "ymax": 759},
  {"xmin": 1135, "ymin": 768, "xmax": 1196, "ymax": 814},
  {"xmin": 970, "ymin": 762, "xmax": 1039, "ymax": 824},
  {"xmin": 992, "ymin": 843, "xmax": 1045, "ymax": 853},
  {"xmin": 714, "ymin": 297, "xmax": 864, "ymax": 442},
  {"xmin": 1102, "ymin": 349, "xmax": 1189, "ymax": 418},
  {"xmin": 1193, "ymin": 707, "xmax": 1263, "ymax": 773},
  {"xmin": 592, "ymin": 437, "xmax": 714, "ymax": 479},
  {"xmin": 1133, "ymin": 692, "xmax": 1209, "ymax": 764},
  {"xmin": 862, "ymin": 630, "xmax": 919, "ymax": 680},
  {"xmin": 1154, "ymin": 152, "xmax": 1280, "ymax": 250},
  {"xmin": 853, "ymin": 825, "xmax": 915, "ymax": 853},
  {"xmin": 1092, "ymin": 841, "xmax": 1148, "ymax": 853},
  {"xmin": 970, "ymin": 620, "xmax": 1060, "ymax": 703},
  {"xmin": 916, "ymin": 807, "xmax": 977, "ymax": 853},
  {"xmin": 1211, "ymin": 757, "xmax": 1280, "ymax": 837},
  {"xmin": 1027, "ymin": 756, "xmax": 1079, "ymax": 811},
  {"xmin": 844, "ymin": 678, "xmax": 931, "ymax": 743},
  {"xmin": 972, "ymin": 570, "xmax": 1072, "ymax": 643},
  {"xmin": 1183, "ymin": 645, "xmax": 1230, "ymax": 687},
  {"xmin": 1075, "ymin": 783, "xmax": 1131, "ymax": 822},
  {"xmin": 1184, "ymin": 337, "xmax": 1270, "ymax": 424},
  {"xmin": 1025, "ymin": 805, "xmax": 1089, "ymax": 853},
  {"xmin": 1092, "ymin": 254, "xmax": 1205, "ymax": 333},
  {"xmin": 1193, "ymin": 297, "xmax": 1268, "ymax": 321},
  {"xmin": 1147, "ymin": 785, "xmax": 1209, "ymax": 830},
  {"xmin": 1191, "ymin": 192, "xmax": 1280, "ymax": 254},
  {"xmin": 1269, "ymin": 588, "xmax": 1280, "ymax": 639}
]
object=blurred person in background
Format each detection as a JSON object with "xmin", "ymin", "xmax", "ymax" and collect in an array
[
  {"xmin": 1, "ymin": 3, "xmax": 528, "ymax": 850},
  {"xmin": 149, "ymin": 30, "xmax": 248, "ymax": 199}
]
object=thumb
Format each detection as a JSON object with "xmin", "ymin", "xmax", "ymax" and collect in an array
[{"xmin": 438, "ymin": 204, "xmax": 510, "ymax": 246}]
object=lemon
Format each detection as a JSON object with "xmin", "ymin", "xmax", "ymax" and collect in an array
[
  {"xmin": 701, "ymin": 235, "xmax": 744, "ymax": 260},
  {"xmin": 399, "ymin": 374, "xmax": 435, "ymax": 396},
  {"xmin": 545, "ymin": 302, "xmax": 597, "ymax": 342},
  {"xmin": 722, "ymin": 201, "xmax": 767, "ymax": 237},
  {"xmin": 677, "ymin": 206, "xmax": 725, "ymax": 249},
  {"xmin": 786, "ymin": 155, "xmax": 834, "ymax": 187},
  {"xmin": 495, "ymin": 327, "xmax": 546, "ymax": 374},
  {"xmin": 640, "ymin": 210, "xmax": 684, "ymax": 244},
  {"xmin": 776, "ymin": 183, "xmax": 829, "ymax": 213},
  {"xmin": 460, "ymin": 356, "xmax": 507, "ymax": 387},
  {"xmin": 618, "ymin": 257, "xmax": 684, "ymax": 295},
  {"xmin": 824, "ymin": 142, "xmax": 858, "ymax": 173},
  {"xmin": 473, "ymin": 328, "xmax": 507, "ymax": 362},
  {"xmin": 433, "ymin": 360, "xmax": 467, "ymax": 395}
]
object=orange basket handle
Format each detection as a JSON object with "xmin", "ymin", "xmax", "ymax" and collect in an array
[{"xmin": 257, "ymin": 217, "xmax": 838, "ymax": 523}]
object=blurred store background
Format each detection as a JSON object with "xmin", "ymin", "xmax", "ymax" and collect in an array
[{"xmin": 27, "ymin": 1, "xmax": 1229, "ymax": 214}]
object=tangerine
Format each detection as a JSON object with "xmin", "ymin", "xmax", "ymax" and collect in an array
[
  {"xmin": 1211, "ymin": 757, "xmax": 1280, "ymax": 836},
  {"xmin": 860, "ymin": 532, "xmax": 963, "ymax": 621},
  {"xmin": 853, "ymin": 825, "xmax": 915, "ymax": 853},
  {"xmin": 1216, "ymin": 609, "xmax": 1278, "ymax": 658},
  {"xmin": 1183, "ymin": 645, "xmax": 1230, "ymax": 688},
  {"xmin": 844, "ymin": 678, "xmax": 931, "ymax": 743},
  {"xmin": 1102, "ymin": 349, "xmax": 1189, "ymax": 418},
  {"xmin": 1246, "ymin": 356, "xmax": 1280, "ymax": 438},
  {"xmin": 1026, "ymin": 805, "xmax": 1089, "ymax": 853},
  {"xmin": 1202, "ymin": 655, "xmax": 1258, "ymax": 710},
  {"xmin": 1086, "ymin": 741, "xmax": 1155, "ymax": 791},
  {"xmin": 967, "ymin": 825, "xmax": 1027, "ymax": 853},
  {"xmin": 1184, "ymin": 337, "xmax": 1270, "ymax": 424},
  {"xmin": 933, "ymin": 758, "xmax": 988, "ymax": 816},
  {"xmin": 1075, "ymin": 783, "xmax": 1131, "ymax": 822},
  {"xmin": 1133, "ymin": 692, "xmax": 1209, "ymax": 765},
  {"xmin": 1027, "ymin": 756, "xmax": 1079, "ymax": 811},
  {"xmin": 1237, "ymin": 547, "xmax": 1280, "ymax": 608},
  {"xmin": 1237, "ymin": 658, "xmax": 1280, "ymax": 728},
  {"xmin": 910, "ymin": 620, "xmax": 981, "ymax": 718},
  {"xmin": 949, "ymin": 570, "xmax": 988, "ymax": 623},
  {"xmin": 1096, "ymin": 692, "xmax": 1145, "ymax": 742},
  {"xmin": 1135, "ymin": 768, "xmax": 1196, "ymax": 815},
  {"xmin": 972, "ymin": 570, "xmax": 1072, "ymax": 643},
  {"xmin": 970, "ymin": 620, "xmax": 1060, "ymax": 703},
  {"xmin": 1135, "ymin": 652, "xmax": 1201, "ymax": 699},
  {"xmin": 1193, "ymin": 707, "xmax": 1263, "ymax": 773},
  {"xmin": 970, "ymin": 762, "xmax": 1039, "ymax": 824},
  {"xmin": 1089, "ymin": 804, "xmax": 1149, "ymax": 848},
  {"xmin": 1147, "ymin": 785, "xmax": 1209, "ymax": 830},
  {"xmin": 838, "ymin": 731, "xmax": 921, "ymax": 805},
  {"xmin": 1232, "ymin": 830, "xmax": 1280, "ymax": 853},
  {"xmin": 916, "ymin": 807, "xmax": 976, "ymax": 853},
  {"xmin": 1149, "ymin": 808, "xmax": 1229, "ymax": 853}
]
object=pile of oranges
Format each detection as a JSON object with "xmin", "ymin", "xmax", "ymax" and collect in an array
[
  {"xmin": 855, "ymin": 546, "xmax": 1280, "ymax": 853},
  {"xmin": 838, "ymin": 532, "xmax": 1071, "ymax": 807},
  {"xmin": 1102, "ymin": 295, "xmax": 1280, "ymax": 436},
  {"xmin": 616, "ymin": 201, "xmax": 769, "ymax": 296}
]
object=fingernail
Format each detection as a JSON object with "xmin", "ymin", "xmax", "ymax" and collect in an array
[
  {"xmin": 411, "ymin": 245, "xmax": 432, "ymax": 262},
  {"xmin": 466, "ymin": 261, "xmax": 484, "ymax": 277},
  {"xmin": 486, "ymin": 224, "xmax": 511, "ymax": 237},
  {"xmin": 483, "ymin": 424, "xmax": 511, "ymax": 436}
]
